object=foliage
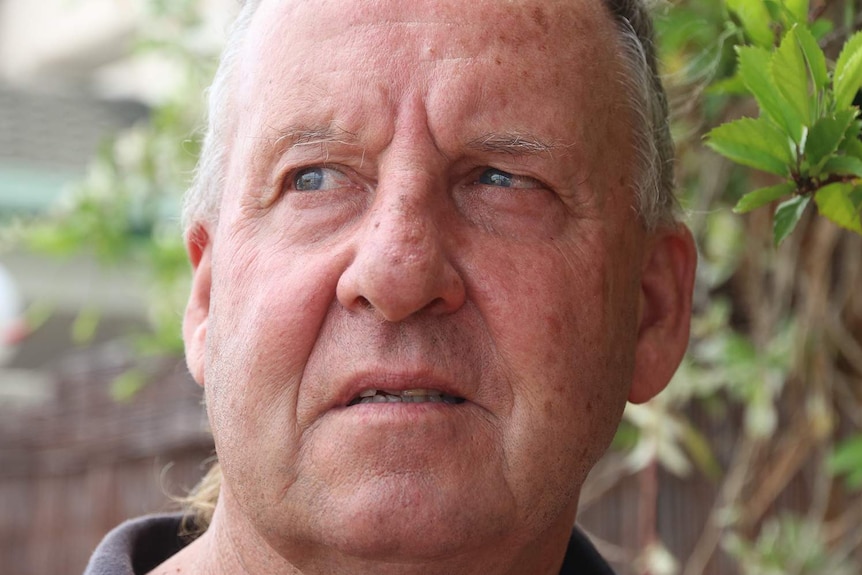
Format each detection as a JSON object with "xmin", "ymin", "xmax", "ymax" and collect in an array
[
  {"xmin": 706, "ymin": 10, "xmax": 862, "ymax": 244},
  {"xmin": 6, "ymin": 0, "xmax": 219, "ymax": 384},
  {"xmin": 724, "ymin": 514, "xmax": 859, "ymax": 575}
]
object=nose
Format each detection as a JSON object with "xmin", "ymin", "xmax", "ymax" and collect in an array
[{"xmin": 336, "ymin": 175, "xmax": 466, "ymax": 322}]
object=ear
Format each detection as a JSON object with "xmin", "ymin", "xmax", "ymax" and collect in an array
[
  {"xmin": 183, "ymin": 224, "xmax": 212, "ymax": 388},
  {"xmin": 628, "ymin": 223, "xmax": 697, "ymax": 404}
]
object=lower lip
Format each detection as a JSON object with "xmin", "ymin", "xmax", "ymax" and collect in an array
[{"xmin": 331, "ymin": 401, "xmax": 469, "ymax": 423}]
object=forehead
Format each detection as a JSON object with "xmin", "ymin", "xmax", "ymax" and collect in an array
[{"xmin": 235, "ymin": 0, "xmax": 626, "ymax": 167}]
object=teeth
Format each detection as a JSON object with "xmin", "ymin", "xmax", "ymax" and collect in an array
[
  {"xmin": 349, "ymin": 389, "xmax": 464, "ymax": 406},
  {"xmin": 400, "ymin": 389, "xmax": 435, "ymax": 397}
]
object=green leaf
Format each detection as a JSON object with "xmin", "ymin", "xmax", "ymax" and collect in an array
[
  {"xmin": 809, "ymin": 19, "xmax": 833, "ymax": 40},
  {"xmin": 841, "ymin": 134, "xmax": 862, "ymax": 159},
  {"xmin": 783, "ymin": 0, "xmax": 809, "ymax": 23},
  {"xmin": 72, "ymin": 307, "xmax": 101, "ymax": 346},
  {"xmin": 843, "ymin": 119, "xmax": 862, "ymax": 142},
  {"xmin": 834, "ymin": 30, "xmax": 862, "ymax": 109},
  {"xmin": 773, "ymin": 195, "xmax": 810, "ymax": 246},
  {"xmin": 680, "ymin": 420, "xmax": 722, "ymax": 479},
  {"xmin": 821, "ymin": 155, "xmax": 862, "ymax": 177},
  {"xmin": 805, "ymin": 110, "xmax": 858, "ymax": 169},
  {"xmin": 706, "ymin": 117, "xmax": 793, "ymax": 177},
  {"xmin": 708, "ymin": 73, "xmax": 748, "ymax": 96},
  {"xmin": 111, "ymin": 369, "xmax": 148, "ymax": 403},
  {"xmin": 795, "ymin": 25, "xmax": 828, "ymax": 92},
  {"xmin": 772, "ymin": 26, "xmax": 812, "ymax": 127},
  {"xmin": 727, "ymin": 0, "xmax": 775, "ymax": 47},
  {"xmin": 737, "ymin": 45, "xmax": 802, "ymax": 141},
  {"xmin": 734, "ymin": 183, "xmax": 795, "ymax": 213},
  {"xmin": 815, "ymin": 182, "xmax": 862, "ymax": 233},
  {"xmin": 830, "ymin": 435, "xmax": 862, "ymax": 489}
]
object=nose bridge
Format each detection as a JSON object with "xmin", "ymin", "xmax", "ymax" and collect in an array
[
  {"xmin": 373, "ymin": 170, "xmax": 438, "ymax": 263},
  {"xmin": 337, "ymin": 164, "xmax": 465, "ymax": 321}
]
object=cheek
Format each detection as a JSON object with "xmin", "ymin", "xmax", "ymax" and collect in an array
[
  {"xmin": 472, "ymin": 236, "xmax": 637, "ymax": 493},
  {"xmin": 203, "ymin": 229, "xmax": 347, "ymax": 465}
]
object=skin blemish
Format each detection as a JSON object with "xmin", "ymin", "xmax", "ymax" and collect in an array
[{"xmin": 531, "ymin": 6, "xmax": 549, "ymax": 32}]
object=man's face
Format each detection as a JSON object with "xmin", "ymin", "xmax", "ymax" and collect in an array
[{"xmin": 184, "ymin": 0, "xmax": 683, "ymax": 566}]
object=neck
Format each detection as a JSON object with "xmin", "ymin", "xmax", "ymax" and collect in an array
[{"xmin": 149, "ymin": 493, "xmax": 574, "ymax": 575}]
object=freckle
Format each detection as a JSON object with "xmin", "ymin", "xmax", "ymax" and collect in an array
[
  {"xmin": 586, "ymin": 401, "xmax": 593, "ymax": 413},
  {"xmin": 544, "ymin": 399, "xmax": 554, "ymax": 415},
  {"xmin": 531, "ymin": 6, "xmax": 549, "ymax": 31},
  {"xmin": 374, "ymin": 221, "xmax": 380, "ymax": 229}
]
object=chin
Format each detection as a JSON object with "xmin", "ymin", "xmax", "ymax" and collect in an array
[{"xmin": 306, "ymin": 477, "xmax": 515, "ymax": 561}]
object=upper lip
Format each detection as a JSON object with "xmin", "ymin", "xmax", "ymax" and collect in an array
[{"xmin": 334, "ymin": 370, "xmax": 469, "ymax": 408}]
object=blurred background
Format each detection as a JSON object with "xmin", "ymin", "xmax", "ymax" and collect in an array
[
  {"xmin": 0, "ymin": 1, "xmax": 860, "ymax": 575},
  {"xmin": 0, "ymin": 1, "xmax": 230, "ymax": 572}
]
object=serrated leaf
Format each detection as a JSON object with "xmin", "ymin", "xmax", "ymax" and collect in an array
[
  {"xmin": 737, "ymin": 45, "xmax": 802, "ymax": 141},
  {"xmin": 773, "ymin": 195, "xmax": 810, "ymax": 245},
  {"xmin": 815, "ymin": 182, "xmax": 862, "ymax": 233},
  {"xmin": 706, "ymin": 117, "xmax": 793, "ymax": 176},
  {"xmin": 821, "ymin": 155, "xmax": 862, "ymax": 177},
  {"xmin": 843, "ymin": 119, "xmax": 862, "ymax": 142},
  {"xmin": 727, "ymin": 0, "xmax": 775, "ymax": 47},
  {"xmin": 834, "ymin": 30, "xmax": 862, "ymax": 109},
  {"xmin": 805, "ymin": 110, "xmax": 858, "ymax": 169},
  {"xmin": 734, "ymin": 183, "xmax": 795, "ymax": 213},
  {"xmin": 795, "ymin": 25, "xmax": 828, "ymax": 91},
  {"xmin": 773, "ymin": 26, "xmax": 812, "ymax": 127},
  {"xmin": 841, "ymin": 135, "xmax": 862, "ymax": 159}
]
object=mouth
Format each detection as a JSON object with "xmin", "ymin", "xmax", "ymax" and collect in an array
[{"xmin": 347, "ymin": 388, "xmax": 466, "ymax": 406}]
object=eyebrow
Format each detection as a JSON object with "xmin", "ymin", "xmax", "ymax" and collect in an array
[
  {"xmin": 273, "ymin": 124, "xmax": 360, "ymax": 150},
  {"xmin": 270, "ymin": 126, "xmax": 562, "ymax": 158},
  {"xmin": 466, "ymin": 133, "xmax": 561, "ymax": 157}
]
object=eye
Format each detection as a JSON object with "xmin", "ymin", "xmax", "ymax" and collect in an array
[
  {"xmin": 477, "ymin": 168, "xmax": 542, "ymax": 189},
  {"xmin": 291, "ymin": 167, "xmax": 351, "ymax": 192}
]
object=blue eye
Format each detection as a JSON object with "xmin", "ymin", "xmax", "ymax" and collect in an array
[
  {"xmin": 294, "ymin": 168, "xmax": 325, "ymax": 191},
  {"xmin": 477, "ymin": 168, "xmax": 542, "ymax": 189},
  {"xmin": 479, "ymin": 168, "xmax": 514, "ymax": 187},
  {"xmin": 291, "ymin": 167, "xmax": 351, "ymax": 192}
]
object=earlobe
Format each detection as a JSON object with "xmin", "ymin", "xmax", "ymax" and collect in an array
[
  {"xmin": 183, "ymin": 224, "xmax": 212, "ymax": 388},
  {"xmin": 628, "ymin": 223, "xmax": 697, "ymax": 404}
]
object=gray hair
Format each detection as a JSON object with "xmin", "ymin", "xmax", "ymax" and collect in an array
[{"xmin": 182, "ymin": 0, "xmax": 676, "ymax": 232}]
